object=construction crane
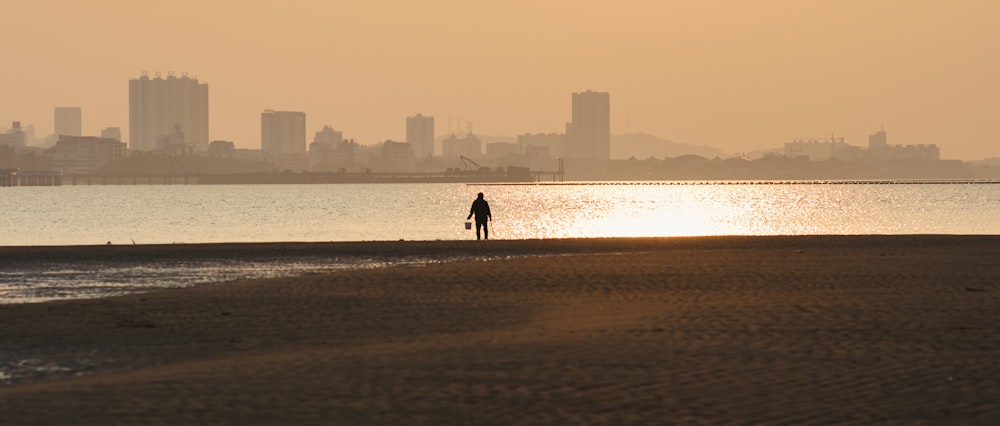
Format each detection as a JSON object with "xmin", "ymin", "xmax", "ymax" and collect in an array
[{"xmin": 459, "ymin": 155, "xmax": 488, "ymax": 171}]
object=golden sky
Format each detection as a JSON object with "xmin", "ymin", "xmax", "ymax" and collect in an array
[{"xmin": 3, "ymin": 0, "xmax": 998, "ymax": 159}]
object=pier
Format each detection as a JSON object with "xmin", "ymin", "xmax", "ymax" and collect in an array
[
  {"xmin": 530, "ymin": 158, "xmax": 566, "ymax": 182},
  {"xmin": 0, "ymin": 169, "xmax": 63, "ymax": 187},
  {"xmin": 63, "ymin": 174, "xmax": 199, "ymax": 185},
  {"xmin": 50, "ymin": 165, "xmax": 561, "ymax": 185}
]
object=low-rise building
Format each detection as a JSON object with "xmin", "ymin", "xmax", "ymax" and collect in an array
[
  {"xmin": 518, "ymin": 133, "xmax": 565, "ymax": 159},
  {"xmin": 784, "ymin": 130, "xmax": 940, "ymax": 163},
  {"xmin": 381, "ymin": 140, "xmax": 414, "ymax": 171},
  {"xmin": 100, "ymin": 127, "xmax": 122, "ymax": 141},
  {"xmin": 485, "ymin": 142, "xmax": 520, "ymax": 163},
  {"xmin": 784, "ymin": 137, "xmax": 850, "ymax": 161},
  {"xmin": 441, "ymin": 133, "xmax": 482, "ymax": 160},
  {"xmin": 864, "ymin": 130, "xmax": 939, "ymax": 161},
  {"xmin": 207, "ymin": 140, "xmax": 236, "ymax": 157},
  {"xmin": 308, "ymin": 126, "xmax": 345, "ymax": 168},
  {"xmin": 0, "ymin": 122, "xmax": 26, "ymax": 147},
  {"xmin": 48, "ymin": 136, "xmax": 126, "ymax": 174}
]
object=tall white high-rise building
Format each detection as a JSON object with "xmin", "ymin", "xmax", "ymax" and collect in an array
[
  {"xmin": 406, "ymin": 113, "xmax": 435, "ymax": 158},
  {"xmin": 128, "ymin": 73, "xmax": 209, "ymax": 152},
  {"xmin": 565, "ymin": 90, "xmax": 610, "ymax": 160},
  {"xmin": 261, "ymin": 110, "xmax": 306, "ymax": 153},
  {"xmin": 54, "ymin": 107, "xmax": 82, "ymax": 137}
]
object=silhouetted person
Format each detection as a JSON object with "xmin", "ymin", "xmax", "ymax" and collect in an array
[{"xmin": 467, "ymin": 192, "xmax": 492, "ymax": 240}]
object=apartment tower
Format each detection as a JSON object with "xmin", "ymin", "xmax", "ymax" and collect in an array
[
  {"xmin": 54, "ymin": 107, "xmax": 82, "ymax": 137},
  {"xmin": 565, "ymin": 90, "xmax": 610, "ymax": 160},
  {"xmin": 406, "ymin": 113, "xmax": 435, "ymax": 158},
  {"xmin": 261, "ymin": 110, "xmax": 307, "ymax": 153},
  {"xmin": 128, "ymin": 73, "xmax": 209, "ymax": 152}
]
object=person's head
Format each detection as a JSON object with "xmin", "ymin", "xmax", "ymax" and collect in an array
[{"xmin": 477, "ymin": 192, "xmax": 484, "ymax": 199}]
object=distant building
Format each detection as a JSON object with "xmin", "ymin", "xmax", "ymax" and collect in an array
[
  {"xmin": 864, "ymin": 129, "xmax": 939, "ymax": 161},
  {"xmin": 485, "ymin": 142, "xmax": 520, "ymax": 163},
  {"xmin": 17, "ymin": 123, "xmax": 38, "ymax": 147},
  {"xmin": 784, "ymin": 130, "xmax": 940, "ymax": 162},
  {"xmin": 518, "ymin": 133, "xmax": 566, "ymax": 159},
  {"xmin": 263, "ymin": 152, "xmax": 308, "ymax": 171},
  {"xmin": 868, "ymin": 129, "xmax": 887, "ymax": 149},
  {"xmin": 207, "ymin": 140, "xmax": 236, "ymax": 157},
  {"xmin": 0, "ymin": 122, "xmax": 26, "ymax": 147},
  {"xmin": 308, "ymin": 126, "xmax": 345, "ymax": 168},
  {"xmin": 48, "ymin": 136, "xmax": 126, "ymax": 174},
  {"xmin": 313, "ymin": 125, "xmax": 343, "ymax": 147},
  {"xmin": 406, "ymin": 114, "xmax": 435, "ymax": 158},
  {"xmin": 232, "ymin": 148, "xmax": 265, "ymax": 163},
  {"xmin": 129, "ymin": 73, "xmax": 209, "ymax": 152},
  {"xmin": 523, "ymin": 145, "xmax": 551, "ymax": 162},
  {"xmin": 334, "ymin": 139, "xmax": 365, "ymax": 165},
  {"xmin": 381, "ymin": 140, "xmax": 414, "ymax": 170},
  {"xmin": 441, "ymin": 133, "xmax": 482, "ymax": 160},
  {"xmin": 100, "ymin": 127, "xmax": 122, "ymax": 141},
  {"xmin": 565, "ymin": 90, "xmax": 610, "ymax": 160},
  {"xmin": 784, "ymin": 137, "xmax": 850, "ymax": 161},
  {"xmin": 261, "ymin": 110, "xmax": 306, "ymax": 154},
  {"xmin": 309, "ymin": 137, "xmax": 368, "ymax": 170},
  {"xmin": 155, "ymin": 124, "xmax": 192, "ymax": 155},
  {"xmin": 54, "ymin": 107, "xmax": 82, "ymax": 137}
]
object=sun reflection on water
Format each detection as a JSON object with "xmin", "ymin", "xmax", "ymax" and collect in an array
[{"xmin": 480, "ymin": 182, "xmax": 1000, "ymax": 238}]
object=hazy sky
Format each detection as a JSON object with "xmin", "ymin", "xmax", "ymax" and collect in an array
[{"xmin": 3, "ymin": 0, "xmax": 998, "ymax": 159}]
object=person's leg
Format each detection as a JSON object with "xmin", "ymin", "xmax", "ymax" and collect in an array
[
  {"xmin": 475, "ymin": 221, "xmax": 482, "ymax": 240},
  {"xmin": 483, "ymin": 221, "xmax": 489, "ymax": 240}
]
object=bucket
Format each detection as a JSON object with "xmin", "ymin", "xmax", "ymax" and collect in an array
[{"xmin": 464, "ymin": 222, "xmax": 472, "ymax": 230}]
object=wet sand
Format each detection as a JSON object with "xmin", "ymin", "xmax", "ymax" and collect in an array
[{"xmin": 2, "ymin": 236, "xmax": 1000, "ymax": 425}]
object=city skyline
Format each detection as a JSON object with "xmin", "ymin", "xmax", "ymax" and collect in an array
[{"xmin": 3, "ymin": 1, "xmax": 999, "ymax": 160}]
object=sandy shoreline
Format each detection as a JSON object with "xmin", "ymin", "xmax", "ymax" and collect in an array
[{"xmin": 2, "ymin": 235, "xmax": 1000, "ymax": 424}]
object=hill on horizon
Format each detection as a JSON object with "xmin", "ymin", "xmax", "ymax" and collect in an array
[{"xmin": 612, "ymin": 132, "xmax": 728, "ymax": 160}]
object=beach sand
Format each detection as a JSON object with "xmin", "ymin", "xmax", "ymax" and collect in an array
[{"xmin": 2, "ymin": 236, "xmax": 1000, "ymax": 425}]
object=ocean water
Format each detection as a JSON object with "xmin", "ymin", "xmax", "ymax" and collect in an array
[
  {"xmin": 2, "ymin": 181, "xmax": 999, "ymax": 304},
  {"xmin": 3, "ymin": 181, "xmax": 999, "ymax": 246}
]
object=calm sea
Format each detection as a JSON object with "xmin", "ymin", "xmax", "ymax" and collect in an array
[
  {"xmin": 1, "ymin": 181, "xmax": 999, "ymax": 304},
  {"xmin": 4, "ymin": 182, "xmax": 999, "ymax": 245}
]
